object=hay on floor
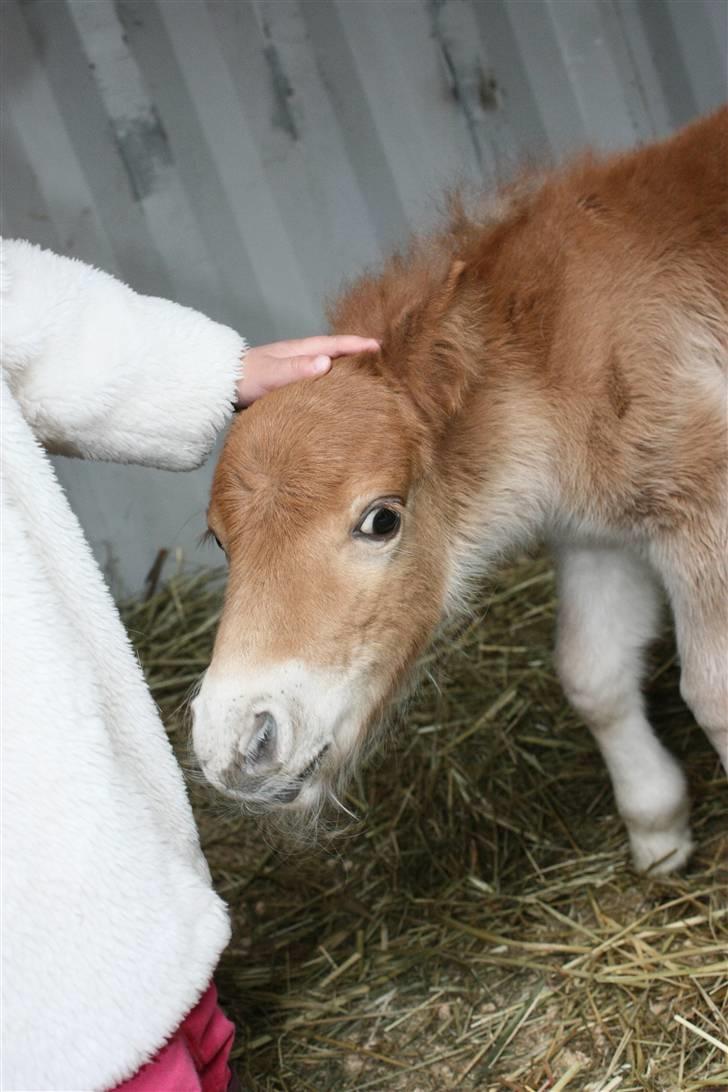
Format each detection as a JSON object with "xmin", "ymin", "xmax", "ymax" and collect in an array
[{"xmin": 124, "ymin": 554, "xmax": 727, "ymax": 1092}]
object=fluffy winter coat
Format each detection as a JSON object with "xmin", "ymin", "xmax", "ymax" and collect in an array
[{"xmin": 1, "ymin": 239, "xmax": 244, "ymax": 1091}]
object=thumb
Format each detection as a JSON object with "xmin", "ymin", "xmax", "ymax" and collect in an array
[
  {"xmin": 265, "ymin": 354, "xmax": 331, "ymax": 390},
  {"xmin": 236, "ymin": 350, "xmax": 332, "ymax": 406}
]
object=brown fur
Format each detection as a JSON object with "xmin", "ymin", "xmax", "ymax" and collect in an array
[
  {"xmin": 325, "ymin": 108, "xmax": 727, "ymax": 538},
  {"xmin": 203, "ymin": 108, "xmax": 727, "ymax": 816}
]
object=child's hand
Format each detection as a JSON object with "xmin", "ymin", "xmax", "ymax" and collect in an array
[{"xmin": 236, "ymin": 336, "xmax": 379, "ymax": 407}]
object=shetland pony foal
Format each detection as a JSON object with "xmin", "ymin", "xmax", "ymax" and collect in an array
[{"xmin": 193, "ymin": 109, "xmax": 727, "ymax": 873}]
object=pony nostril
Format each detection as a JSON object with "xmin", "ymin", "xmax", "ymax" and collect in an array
[{"xmin": 247, "ymin": 710, "xmax": 277, "ymax": 767}]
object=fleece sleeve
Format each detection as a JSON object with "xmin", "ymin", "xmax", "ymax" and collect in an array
[{"xmin": 0, "ymin": 238, "xmax": 245, "ymax": 470}]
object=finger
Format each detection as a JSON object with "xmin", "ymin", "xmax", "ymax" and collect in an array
[
  {"xmin": 260, "ymin": 354, "xmax": 332, "ymax": 392},
  {"xmin": 326, "ymin": 336, "xmax": 380, "ymax": 359},
  {"xmin": 272, "ymin": 335, "xmax": 379, "ymax": 359}
]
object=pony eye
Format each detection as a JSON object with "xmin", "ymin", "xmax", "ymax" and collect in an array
[
  {"xmin": 355, "ymin": 505, "xmax": 401, "ymax": 540},
  {"xmin": 213, "ymin": 535, "xmax": 223, "ymax": 551}
]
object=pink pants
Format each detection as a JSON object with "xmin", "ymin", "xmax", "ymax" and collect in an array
[{"xmin": 113, "ymin": 984, "xmax": 235, "ymax": 1092}]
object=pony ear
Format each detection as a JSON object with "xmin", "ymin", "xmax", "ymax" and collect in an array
[{"xmin": 383, "ymin": 259, "xmax": 474, "ymax": 433}]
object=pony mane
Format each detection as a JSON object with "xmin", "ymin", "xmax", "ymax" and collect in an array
[{"xmin": 326, "ymin": 176, "xmax": 543, "ymax": 354}]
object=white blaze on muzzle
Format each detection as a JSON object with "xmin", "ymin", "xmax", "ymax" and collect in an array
[{"xmin": 191, "ymin": 658, "xmax": 371, "ymax": 806}]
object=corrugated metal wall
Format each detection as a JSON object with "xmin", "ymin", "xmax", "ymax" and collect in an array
[{"xmin": 3, "ymin": 0, "xmax": 726, "ymax": 594}]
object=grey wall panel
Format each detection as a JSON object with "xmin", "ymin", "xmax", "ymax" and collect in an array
[{"xmin": 2, "ymin": 0, "xmax": 726, "ymax": 595}]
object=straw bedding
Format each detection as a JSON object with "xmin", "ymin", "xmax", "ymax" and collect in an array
[{"xmin": 123, "ymin": 554, "xmax": 727, "ymax": 1091}]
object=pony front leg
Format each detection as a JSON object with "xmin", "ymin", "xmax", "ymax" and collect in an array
[
  {"xmin": 555, "ymin": 545, "xmax": 693, "ymax": 874},
  {"xmin": 654, "ymin": 533, "xmax": 728, "ymax": 774}
]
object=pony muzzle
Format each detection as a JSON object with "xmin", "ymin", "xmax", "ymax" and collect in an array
[{"xmin": 191, "ymin": 660, "xmax": 358, "ymax": 807}]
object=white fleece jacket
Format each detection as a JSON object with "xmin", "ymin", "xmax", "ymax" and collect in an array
[{"xmin": 0, "ymin": 239, "xmax": 245, "ymax": 1091}]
